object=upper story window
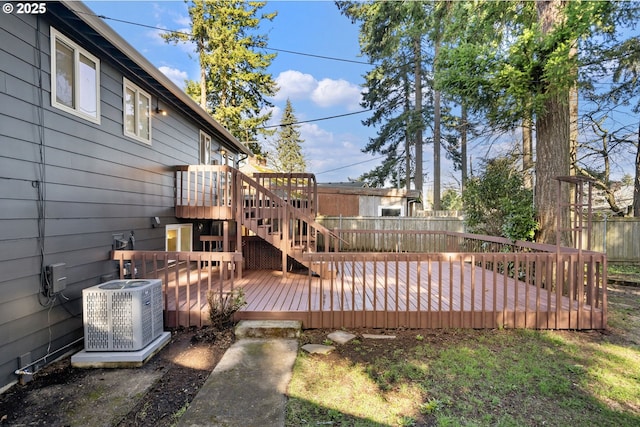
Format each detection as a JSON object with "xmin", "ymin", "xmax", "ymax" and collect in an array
[
  {"xmin": 123, "ymin": 78, "xmax": 151, "ymax": 144},
  {"xmin": 200, "ymin": 131, "xmax": 212, "ymax": 164},
  {"xmin": 50, "ymin": 27, "xmax": 100, "ymax": 124}
]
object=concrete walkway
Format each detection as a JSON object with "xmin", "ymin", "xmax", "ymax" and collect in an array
[{"xmin": 177, "ymin": 321, "xmax": 300, "ymax": 427}]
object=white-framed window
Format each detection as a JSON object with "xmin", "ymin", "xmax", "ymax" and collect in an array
[
  {"xmin": 123, "ymin": 78, "xmax": 151, "ymax": 144},
  {"xmin": 50, "ymin": 27, "xmax": 100, "ymax": 124},
  {"xmin": 200, "ymin": 131, "xmax": 212, "ymax": 164}
]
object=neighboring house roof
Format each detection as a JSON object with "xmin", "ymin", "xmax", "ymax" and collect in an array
[
  {"xmin": 239, "ymin": 158, "xmax": 276, "ymax": 176},
  {"xmin": 52, "ymin": 1, "xmax": 252, "ymax": 157},
  {"xmin": 319, "ymin": 181, "xmax": 369, "ymax": 189},
  {"xmin": 318, "ymin": 183, "xmax": 421, "ymax": 199},
  {"xmin": 593, "ymin": 183, "xmax": 635, "ymax": 213}
]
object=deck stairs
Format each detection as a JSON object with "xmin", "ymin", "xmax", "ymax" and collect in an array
[{"xmin": 236, "ymin": 170, "xmax": 340, "ymax": 275}]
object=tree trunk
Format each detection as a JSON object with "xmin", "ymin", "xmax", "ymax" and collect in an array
[
  {"xmin": 414, "ymin": 37, "xmax": 424, "ymax": 200},
  {"xmin": 433, "ymin": 18, "xmax": 442, "ymax": 210},
  {"xmin": 404, "ymin": 68, "xmax": 412, "ymax": 191},
  {"xmin": 535, "ymin": 0, "xmax": 572, "ymax": 245},
  {"xmin": 461, "ymin": 104, "xmax": 468, "ymax": 191},
  {"xmin": 535, "ymin": 92, "xmax": 571, "ymax": 245},
  {"xmin": 522, "ymin": 115, "xmax": 533, "ymax": 189},
  {"xmin": 569, "ymin": 81, "xmax": 578, "ymax": 176},
  {"xmin": 198, "ymin": 39, "xmax": 207, "ymax": 110},
  {"xmin": 434, "ymin": 87, "xmax": 441, "ymax": 210},
  {"xmin": 634, "ymin": 121, "xmax": 640, "ymax": 217}
]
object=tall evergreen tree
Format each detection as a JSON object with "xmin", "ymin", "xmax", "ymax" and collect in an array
[
  {"xmin": 338, "ymin": 1, "xmax": 462, "ymax": 208},
  {"xmin": 271, "ymin": 99, "xmax": 306, "ymax": 173},
  {"xmin": 436, "ymin": 0, "xmax": 621, "ymax": 244},
  {"xmin": 338, "ymin": 1, "xmax": 424, "ymax": 190},
  {"xmin": 163, "ymin": 1, "xmax": 277, "ymax": 155}
]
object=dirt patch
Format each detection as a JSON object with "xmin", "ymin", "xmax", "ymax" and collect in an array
[{"xmin": 0, "ymin": 327, "xmax": 233, "ymax": 427}]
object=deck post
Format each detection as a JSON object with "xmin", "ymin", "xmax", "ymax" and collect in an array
[{"xmin": 282, "ymin": 210, "xmax": 289, "ymax": 275}]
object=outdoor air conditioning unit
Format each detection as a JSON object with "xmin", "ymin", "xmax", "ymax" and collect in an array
[{"xmin": 82, "ymin": 279, "xmax": 163, "ymax": 352}]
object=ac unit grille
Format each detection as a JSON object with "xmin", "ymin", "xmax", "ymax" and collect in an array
[{"xmin": 82, "ymin": 279, "xmax": 163, "ymax": 351}]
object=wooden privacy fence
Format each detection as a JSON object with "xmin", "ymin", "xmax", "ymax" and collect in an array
[
  {"xmin": 319, "ymin": 216, "xmax": 640, "ymax": 263},
  {"xmin": 588, "ymin": 218, "xmax": 640, "ymax": 263},
  {"xmin": 302, "ymin": 250, "xmax": 607, "ymax": 330},
  {"xmin": 112, "ymin": 250, "xmax": 242, "ymax": 328}
]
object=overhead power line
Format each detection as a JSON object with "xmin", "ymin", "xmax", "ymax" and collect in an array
[
  {"xmin": 316, "ymin": 155, "xmax": 386, "ymax": 175},
  {"xmin": 263, "ymin": 46, "xmax": 373, "ymax": 65},
  {"xmin": 78, "ymin": 9, "xmax": 377, "ymax": 129},
  {"xmin": 75, "ymin": 9, "xmax": 374, "ymax": 66},
  {"xmin": 260, "ymin": 109, "xmax": 371, "ymax": 129}
]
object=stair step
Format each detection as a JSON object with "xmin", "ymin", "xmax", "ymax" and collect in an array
[{"xmin": 235, "ymin": 320, "xmax": 302, "ymax": 339}]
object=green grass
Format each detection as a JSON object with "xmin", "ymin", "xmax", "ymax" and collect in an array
[
  {"xmin": 286, "ymin": 271, "xmax": 640, "ymax": 426},
  {"xmin": 286, "ymin": 318, "xmax": 640, "ymax": 426},
  {"xmin": 608, "ymin": 264, "xmax": 640, "ymax": 277}
]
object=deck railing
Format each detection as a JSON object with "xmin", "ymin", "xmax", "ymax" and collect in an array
[
  {"xmin": 302, "ymin": 249, "xmax": 607, "ymax": 330},
  {"xmin": 175, "ymin": 166, "xmax": 318, "ymax": 220},
  {"xmin": 236, "ymin": 170, "xmax": 338, "ymax": 254},
  {"xmin": 175, "ymin": 165, "xmax": 342, "ymax": 271},
  {"xmin": 175, "ymin": 165, "xmax": 235, "ymax": 219},
  {"xmin": 251, "ymin": 172, "xmax": 317, "ymax": 217},
  {"xmin": 112, "ymin": 250, "xmax": 242, "ymax": 328},
  {"xmin": 302, "ymin": 230, "xmax": 607, "ymax": 329},
  {"xmin": 112, "ymin": 231, "xmax": 607, "ymax": 331},
  {"xmin": 330, "ymin": 228, "xmax": 589, "ymax": 254}
]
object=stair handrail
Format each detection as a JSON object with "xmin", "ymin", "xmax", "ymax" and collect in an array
[
  {"xmin": 251, "ymin": 172, "xmax": 318, "ymax": 217},
  {"xmin": 234, "ymin": 170, "xmax": 344, "ymax": 252}
]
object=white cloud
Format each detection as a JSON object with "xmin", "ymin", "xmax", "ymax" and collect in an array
[
  {"xmin": 311, "ymin": 78, "xmax": 362, "ymax": 111},
  {"xmin": 175, "ymin": 15, "xmax": 192, "ymax": 28},
  {"xmin": 300, "ymin": 123, "xmax": 332, "ymax": 141},
  {"xmin": 273, "ymin": 70, "xmax": 362, "ymax": 111},
  {"xmin": 297, "ymin": 124, "xmax": 377, "ymax": 182},
  {"xmin": 145, "ymin": 28, "xmax": 167, "ymax": 48},
  {"xmin": 274, "ymin": 70, "xmax": 317, "ymax": 101},
  {"xmin": 159, "ymin": 66, "xmax": 188, "ymax": 89}
]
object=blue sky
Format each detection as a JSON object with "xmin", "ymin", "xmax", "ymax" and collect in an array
[
  {"xmin": 83, "ymin": 1, "xmax": 637, "ymax": 193},
  {"xmin": 85, "ymin": 0, "xmax": 392, "ymax": 184}
]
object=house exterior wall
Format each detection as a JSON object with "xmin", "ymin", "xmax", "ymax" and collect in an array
[
  {"xmin": 318, "ymin": 186, "xmax": 417, "ymax": 217},
  {"xmin": 0, "ymin": 10, "xmax": 234, "ymax": 391},
  {"xmin": 317, "ymin": 192, "xmax": 359, "ymax": 216},
  {"xmin": 359, "ymin": 194, "xmax": 408, "ymax": 217}
]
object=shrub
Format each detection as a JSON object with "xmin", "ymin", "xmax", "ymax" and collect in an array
[
  {"xmin": 463, "ymin": 156, "xmax": 538, "ymax": 241},
  {"xmin": 207, "ymin": 288, "xmax": 246, "ymax": 330}
]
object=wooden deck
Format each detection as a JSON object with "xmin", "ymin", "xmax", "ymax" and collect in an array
[
  {"xmin": 113, "ymin": 244, "xmax": 606, "ymax": 331},
  {"xmin": 159, "ymin": 255, "xmax": 606, "ymax": 330}
]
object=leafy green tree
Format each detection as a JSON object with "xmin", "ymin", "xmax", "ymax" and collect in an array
[
  {"xmin": 271, "ymin": 99, "xmax": 306, "ymax": 173},
  {"xmin": 163, "ymin": 0, "xmax": 277, "ymax": 154},
  {"xmin": 441, "ymin": 188, "xmax": 462, "ymax": 211},
  {"xmin": 463, "ymin": 157, "xmax": 538, "ymax": 241},
  {"xmin": 436, "ymin": 0, "xmax": 624, "ymax": 244}
]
